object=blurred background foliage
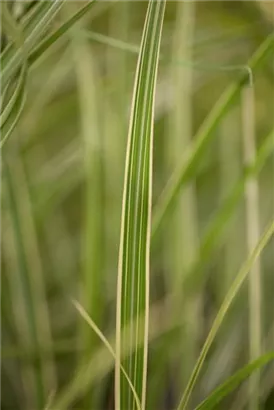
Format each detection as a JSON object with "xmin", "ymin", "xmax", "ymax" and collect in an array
[{"xmin": 1, "ymin": 1, "xmax": 274, "ymax": 409}]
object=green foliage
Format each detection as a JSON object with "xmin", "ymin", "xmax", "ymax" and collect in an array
[
  {"xmin": 1, "ymin": 2, "xmax": 273, "ymax": 410},
  {"xmin": 195, "ymin": 352, "xmax": 274, "ymax": 410},
  {"xmin": 115, "ymin": 2, "xmax": 166, "ymax": 409}
]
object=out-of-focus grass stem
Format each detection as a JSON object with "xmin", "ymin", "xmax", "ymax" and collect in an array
[
  {"xmin": 242, "ymin": 85, "xmax": 262, "ymax": 410},
  {"xmin": 71, "ymin": 20, "xmax": 105, "ymax": 409},
  {"xmin": 4, "ymin": 154, "xmax": 56, "ymax": 409},
  {"xmin": 165, "ymin": 0, "xmax": 199, "ymax": 400}
]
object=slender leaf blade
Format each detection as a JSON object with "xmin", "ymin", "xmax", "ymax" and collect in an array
[
  {"xmin": 71, "ymin": 16, "xmax": 104, "ymax": 409},
  {"xmin": 242, "ymin": 86, "xmax": 262, "ymax": 410},
  {"xmin": 176, "ymin": 220, "xmax": 274, "ymax": 410},
  {"xmin": 1, "ymin": 0, "xmax": 66, "ymax": 88},
  {"xmin": 29, "ymin": 1, "xmax": 96, "ymax": 65},
  {"xmin": 0, "ymin": 64, "xmax": 27, "ymax": 148},
  {"xmin": 115, "ymin": 1, "xmax": 166, "ymax": 409},
  {"xmin": 184, "ymin": 128, "xmax": 274, "ymax": 294},
  {"xmin": 152, "ymin": 33, "xmax": 274, "ymax": 240},
  {"xmin": 195, "ymin": 352, "xmax": 274, "ymax": 410},
  {"xmin": 4, "ymin": 158, "xmax": 56, "ymax": 408}
]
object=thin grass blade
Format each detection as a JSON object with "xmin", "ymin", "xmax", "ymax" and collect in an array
[
  {"xmin": 176, "ymin": 219, "xmax": 274, "ymax": 410},
  {"xmin": 183, "ymin": 128, "xmax": 274, "ymax": 293},
  {"xmin": 0, "ymin": 2, "xmax": 97, "ymax": 147},
  {"xmin": 1, "ymin": 1, "xmax": 22, "ymax": 45},
  {"xmin": 1, "ymin": 0, "xmax": 65, "ymax": 88},
  {"xmin": 0, "ymin": 64, "xmax": 27, "ymax": 148},
  {"xmin": 152, "ymin": 33, "xmax": 274, "ymax": 240},
  {"xmin": 29, "ymin": 1, "xmax": 96, "ymax": 66},
  {"xmin": 195, "ymin": 352, "xmax": 274, "ymax": 410},
  {"xmin": 71, "ymin": 16, "xmax": 105, "ymax": 409},
  {"xmin": 72, "ymin": 300, "xmax": 141, "ymax": 410},
  {"xmin": 115, "ymin": 2, "xmax": 166, "ymax": 409},
  {"xmin": 242, "ymin": 85, "xmax": 262, "ymax": 410},
  {"xmin": 165, "ymin": 0, "xmax": 199, "ymax": 402},
  {"xmin": 4, "ymin": 157, "xmax": 56, "ymax": 408},
  {"xmin": 50, "ymin": 297, "xmax": 177, "ymax": 410}
]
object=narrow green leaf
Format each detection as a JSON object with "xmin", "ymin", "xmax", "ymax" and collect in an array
[
  {"xmin": 115, "ymin": 1, "xmax": 166, "ymax": 410},
  {"xmin": 0, "ymin": 1, "xmax": 28, "ymax": 148},
  {"xmin": 152, "ymin": 32, "xmax": 274, "ymax": 240},
  {"xmin": 81, "ymin": 29, "xmax": 252, "ymax": 79},
  {"xmin": 0, "ymin": 64, "xmax": 27, "ymax": 148},
  {"xmin": 71, "ymin": 15, "xmax": 104, "ymax": 409},
  {"xmin": 50, "ymin": 298, "xmax": 178, "ymax": 410},
  {"xmin": 164, "ymin": 0, "xmax": 198, "ymax": 402},
  {"xmin": 1, "ymin": 65, "xmax": 26, "ymax": 126},
  {"xmin": 0, "ymin": 2, "xmax": 97, "ymax": 147},
  {"xmin": 242, "ymin": 86, "xmax": 262, "ymax": 410},
  {"xmin": 29, "ymin": 1, "xmax": 96, "ymax": 66},
  {"xmin": 195, "ymin": 352, "xmax": 274, "ymax": 410},
  {"xmin": 184, "ymin": 128, "xmax": 274, "ymax": 294},
  {"xmin": 4, "ymin": 158, "xmax": 56, "ymax": 408},
  {"xmin": 73, "ymin": 300, "xmax": 141, "ymax": 410},
  {"xmin": 217, "ymin": 105, "xmax": 243, "ymax": 300},
  {"xmin": 176, "ymin": 220, "xmax": 274, "ymax": 410},
  {"xmin": 1, "ymin": 0, "xmax": 66, "ymax": 88},
  {"xmin": 1, "ymin": 1, "xmax": 22, "ymax": 45}
]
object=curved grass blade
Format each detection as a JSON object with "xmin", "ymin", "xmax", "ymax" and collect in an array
[
  {"xmin": 81, "ymin": 29, "xmax": 252, "ymax": 81},
  {"xmin": 183, "ymin": 128, "xmax": 274, "ymax": 295},
  {"xmin": 29, "ymin": 1, "xmax": 96, "ymax": 66},
  {"xmin": 115, "ymin": 1, "xmax": 166, "ymax": 409},
  {"xmin": 0, "ymin": 64, "xmax": 26, "ymax": 126},
  {"xmin": 231, "ymin": 324, "xmax": 274, "ymax": 409},
  {"xmin": 72, "ymin": 300, "xmax": 141, "ymax": 410},
  {"xmin": 176, "ymin": 220, "xmax": 274, "ymax": 410},
  {"xmin": 0, "ymin": 2, "xmax": 28, "ymax": 148},
  {"xmin": 83, "ymin": 22, "xmax": 258, "ymax": 55},
  {"xmin": 195, "ymin": 351, "xmax": 274, "ymax": 410},
  {"xmin": 50, "ymin": 297, "xmax": 178, "ymax": 410},
  {"xmin": 1, "ymin": 1, "xmax": 22, "ymax": 45},
  {"xmin": 1, "ymin": 2, "xmax": 97, "ymax": 147},
  {"xmin": 152, "ymin": 32, "xmax": 274, "ymax": 240},
  {"xmin": 0, "ymin": 64, "xmax": 27, "ymax": 148},
  {"xmin": 1, "ymin": 0, "xmax": 66, "ymax": 88}
]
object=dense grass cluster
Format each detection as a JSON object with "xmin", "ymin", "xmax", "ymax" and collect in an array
[{"xmin": 1, "ymin": 1, "xmax": 274, "ymax": 410}]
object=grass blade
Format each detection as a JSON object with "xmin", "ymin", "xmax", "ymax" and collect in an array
[
  {"xmin": 152, "ymin": 33, "xmax": 274, "ymax": 240},
  {"xmin": 178, "ymin": 127, "xmax": 274, "ymax": 297},
  {"xmin": 80, "ymin": 28, "xmax": 252, "ymax": 78},
  {"xmin": 50, "ymin": 297, "xmax": 178, "ymax": 410},
  {"xmin": 72, "ymin": 300, "xmax": 141, "ymax": 410},
  {"xmin": 0, "ymin": 64, "xmax": 26, "ymax": 127},
  {"xmin": 29, "ymin": 1, "xmax": 96, "ymax": 66},
  {"xmin": 1, "ymin": 0, "xmax": 66, "ymax": 88},
  {"xmin": 195, "ymin": 352, "xmax": 274, "ymax": 410},
  {"xmin": 4, "ymin": 157, "xmax": 56, "ymax": 409},
  {"xmin": 115, "ymin": 1, "xmax": 166, "ymax": 409},
  {"xmin": 0, "ymin": 2, "xmax": 97, "ymax": 147},
  {"xmin": 71, "ymin": 17, "xmax": 104, "ymax": 409},
  {"xmin": 242, "ymin": 85, "xmax": 262, "ymax": 410},
  {"xmin": 176, "ymin": 219, "xmax": 274, "ymax": 410},
  {"xmin": 217, "ymin": 106, "xmax": 243, "ymax": 300},
  {"xmin": 0, "ymin": 64, "xmax": 27, "ymax": 148},
  {"xmin": 1, "ymin": 1, "xmax": 22, "ymax": 46},
  {"xmin": 165, "ymin": 0, "xmax": 199, "ymax": 401}
]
